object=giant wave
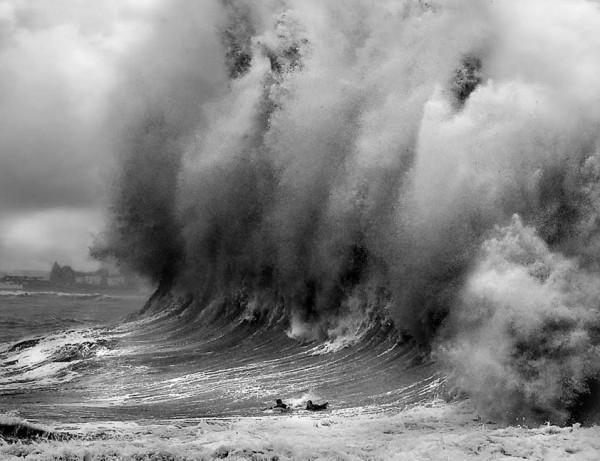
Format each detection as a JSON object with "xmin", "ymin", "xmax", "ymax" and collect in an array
[{"xmin": 87, "ymin": 0, "xmax": 600, "ymax": 425}]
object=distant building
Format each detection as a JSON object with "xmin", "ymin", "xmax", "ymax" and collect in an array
[
  {"xmin": 0, "ymin": 278, "xmax": 23, "ymax": 290},
  {"xmin": 1, "ymin": 274, "xmax": 43, "ymax": 285},
  {"xmin": 1, "ymin": 263, "xmax": 144, "ymax": 292},
  {"xmin": 74, "ymin": 273, "xmax": 105, "ymax": 286},
  {"xmin": 50, "ymin": 262, "xmax": 77, "ymax": 285},
  {"xmin": 3, "ymin": 270, "xmax": 49, "ymax": 281},
  {"xmin": 106, "ymin": 275, "xmax": 126, "ymax": 287},
  {"xmin": 49, "ymin": 262, "xmax": 138, "ymax": 289}
]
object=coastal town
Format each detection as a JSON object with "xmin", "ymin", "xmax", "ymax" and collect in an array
[{"xmin": 0, "ymin": 262, "xmax": 143, "ymax": 292}]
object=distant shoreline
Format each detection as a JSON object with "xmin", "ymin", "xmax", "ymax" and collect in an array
[{"xmin": 0, "ymin": 284, "xmax": 151, "ymax": 297}]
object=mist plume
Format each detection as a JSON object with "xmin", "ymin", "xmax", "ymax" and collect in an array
[{"xmin": 95, "ymin": 0, "xmax": 600, "ymax": 424}]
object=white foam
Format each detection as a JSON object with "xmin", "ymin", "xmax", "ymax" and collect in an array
[{"xmin": 0, "ymin": 328, "xmax": 116, "ymax": 389}]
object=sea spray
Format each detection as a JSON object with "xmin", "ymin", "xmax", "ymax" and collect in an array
[
  {"xmin": 94, "ymin": 0, "xmax": 600, "ymax": 423},
  {"xmin": 439, "ymin": 216, "xmax": 600, "ymax": 424}
]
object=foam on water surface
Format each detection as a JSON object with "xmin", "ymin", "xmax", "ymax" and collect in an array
[{"xmin": 2, "ymin": 400, "xmax": 599, "ymax": 460}]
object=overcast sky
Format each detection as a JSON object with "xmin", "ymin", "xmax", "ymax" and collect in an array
[{"xmin": 0, "ymin": 0, "xmax": 164, "ymax": 271}]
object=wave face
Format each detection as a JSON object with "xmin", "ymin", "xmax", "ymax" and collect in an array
[
  {"xmin": 92, "ymin": 0, "xmax": 600, "ymax": 424},
  {"xmin": 0, "ymin": 294, "xmax": 441, "ymax": 422}
]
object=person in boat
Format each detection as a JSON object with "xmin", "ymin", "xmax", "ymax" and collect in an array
[{"xmin": 305, "ymin": 400, "xmax": 328, "ymax": 411}]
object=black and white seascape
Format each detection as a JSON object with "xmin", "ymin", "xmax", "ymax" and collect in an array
[{"xmin": 1, "ymin": 1, "xmax": 600, "ymax": 459}]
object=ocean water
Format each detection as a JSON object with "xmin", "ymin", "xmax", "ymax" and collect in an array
[
  {"xmin": 0, "ymin": 290, "xmax": 442, "ymax": 424},
  {"xmin": 0, "ymin": 291, "xmax": 143, "ymax": 344}
]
